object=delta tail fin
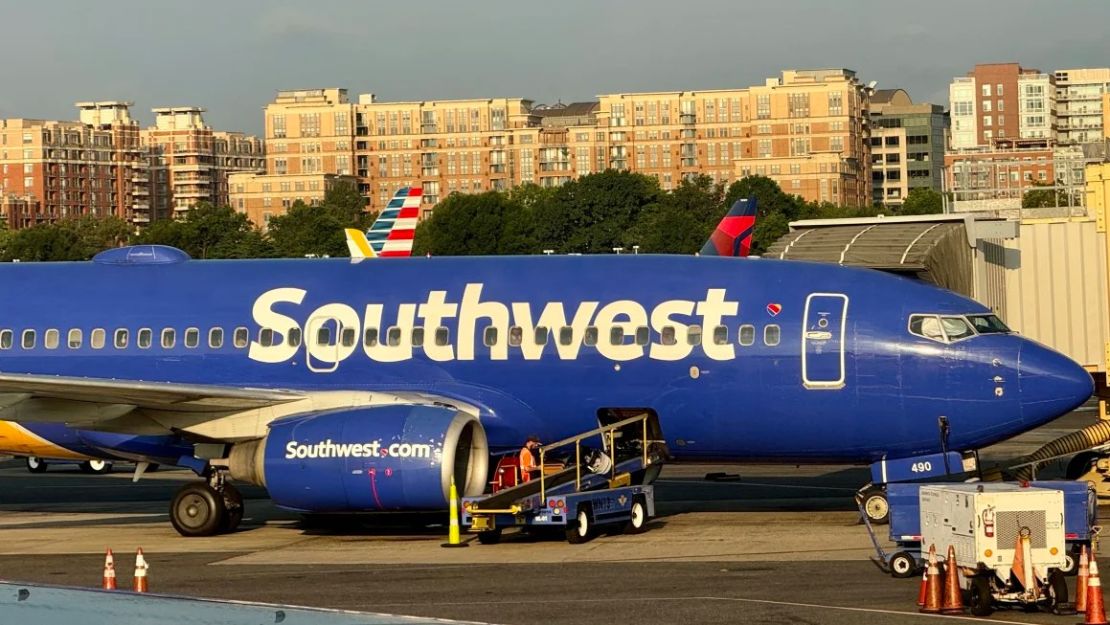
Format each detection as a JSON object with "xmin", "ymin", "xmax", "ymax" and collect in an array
[
  {"xmin": 699, "ymin": 197, "xmax": 757, "ymax": 258},
  {"xmin": 346, "ymin": 187, "xmax": 423, "ymax": 259}
]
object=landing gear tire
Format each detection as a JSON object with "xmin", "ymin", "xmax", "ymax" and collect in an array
[
  {"xmin": 566, "ymin": 505, "xmax": 594, "ymax": 544},
  {"xmin": 969, "ymin": 575, "xmax": 994, "ymax": 617},
  {"xmin": 79, "ymin": 460, "xmax": 112, "ymax": 475},
  {"xmin": 477, "ymin": 529, "xmax": 503, "ymax": 545},
  {"xmin": 860, "ymin": 487, "xmax": 890, "ymax": 525},
  {"xmin": 220, "ymin": 483, "xmax": 244, "ymax": 532},
  {"xmin": 889, "ymin": 551, "xmax": 918, "ymax": 579},
  {"xmin": 624, "ymin": 495, "xmax": 649, "ymax": 534},
  {"xmin": 25, "ymin": 456, "xmax": 47, "ymax": 473},
  {"xmin": 170, "ymin": 482, "xmax": 226, "ymax": 537}
]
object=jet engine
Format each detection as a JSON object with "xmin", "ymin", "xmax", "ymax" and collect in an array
[{"xmin": 228, "ymin": 404, "xmax": 488, "ymax": 512}]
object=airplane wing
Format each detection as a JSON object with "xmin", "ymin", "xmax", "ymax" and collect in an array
[{"xmin": 0, "ymin": 372, "xmax": 303, "ymax": 427}]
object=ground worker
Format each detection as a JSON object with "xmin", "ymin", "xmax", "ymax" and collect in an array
[{"xmin": 519, "ymin": 435, "xmax": 541, "ymax": 482}]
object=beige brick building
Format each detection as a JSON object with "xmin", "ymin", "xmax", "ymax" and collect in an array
[
  {"xmin": 229, "ymin": 171, "xmax": 356, "ymax": 227},
  {"xmin": 237, "ymin": 70, "xmax": 873, "ymax": 225},
  {"xmin": 142, "ymin": 107, "xmax": 264, "ymax": 220}
]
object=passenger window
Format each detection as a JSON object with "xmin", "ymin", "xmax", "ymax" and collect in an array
[
  {"xmin": 341, "ymin": 327, "xmax": 357, "ymax": 347},
  {"xmin": 315, "ymin": 327, "xmax": 331, "ymax": 346},
  {"xmin": 364, "ymin": 328, "xmax": 379, "ymax": 347},
  {"xmin": 287, "ymin": 327, "xmax": 302, "ymax": 347},
  {"xmin": 91, "ymin": 329, "xmax": 105, "ymax": 349},
  {"xmin": 738, "ymin": 324, "xmax": 755, "ymax": 346},
  {"xmin": 941, "ymin": 316, "xmax": 975, "ymax": 341},
  {"xmin": 509, "ymin": 326, "xmax": 523, "ymax": 347},
  {"xmin": 483, "ymin": 326, "xmax": 498, "ymax": 347},
  {"xmin": 233, "ymin": 327, "xmax": 249, "ymax": 348},
  {"xmin": 114, "ymin": 329, "xmax": 128, "ymax": 349},
  {"xmin": 209, "ymin": 328, "xmax": 224, "ymax": 349},
  {"xmin": 661, "ymin": 326, "xmax": 676, "ymax": 346},
  {"xmin": 635, "ymin": 326, "xmax": 649, "ymax": 346},
  {"xmin": 534, "ymin": 326, "xmax": 549, "ymax": 346},
  {"xmin": 435, "ymin": 327, "xmax": 450, "ymax": 346},
  {"xmin": 558, "ymin": 327, "xmax": 574, "ymax": 346},
  {"xmin": 387, "ymin": 326, "xmax": 402, "ymax": 346},
  {"xmin": 44, "ymin": 329, "xmax": 59, "ymax": 350},
  {"xmin": 259, "ymin": 328, "xmax": 274, "ymax": 347},
  {"xmin": 162, "ymin": 328, "xmax": 176, "ymax": 349},
  {"xmin": 22, "ymin": 330, "xmax": 36, "ymax": 349},
  {"xmin": 764, "ymin": 324, "xmax": 781, "ymax": 347},
  {"xmin": 411, "ymin": 327, "xmax": 425, "ymax": 347},
  {"xmin": 137, "ymin": 328, "xmax": 152, "ymax": 349},
  {"xmin": 0, "ymin": 329, "xmax": 12, "ymax": 350},
  {"xmin": 68, "ymin": 329, "xmax": 82, "ymax": 349},
  {"xmin": 909, "ymin": 315, "xmax": 945, "ymax": 343},
  {"xmin": 713, "ymin": 326, "xmax": 728, "ymax": 345},
  {"xmin": 610, "ymin": 327, "xmax": 625, "ymax": 345},
  {"xmin": 584, "ymin": 326, "xmax": 599, "ymax": 346},
  {"xmin": 687, "ymin": 325, "xmax": 703, "ymax": 346},
  {"xmin": 184, "ymin": 328, "xmax": 199, "ymax": 348}
]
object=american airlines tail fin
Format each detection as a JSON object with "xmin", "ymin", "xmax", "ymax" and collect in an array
[
  {"xmin": 346, "ymin": 187, "xmax": 422, "ymax": 259},
  {"xmin": 699, "ymin": 197, "xmax": 757, "ymax": 258}
]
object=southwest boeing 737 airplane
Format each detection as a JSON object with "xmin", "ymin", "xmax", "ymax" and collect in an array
[{"xmin": 0, "ymin": 199, "xmax": 1091, "ymax": 537}]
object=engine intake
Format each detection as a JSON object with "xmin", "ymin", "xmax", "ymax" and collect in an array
[{"xmin": 228, "ymin": 404, "xmax": 488, "ymax": 512}]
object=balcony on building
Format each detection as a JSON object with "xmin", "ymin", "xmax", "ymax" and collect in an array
[{"xmin": 131, "ymin": 201, "xmax": 150, "ymax": 210}]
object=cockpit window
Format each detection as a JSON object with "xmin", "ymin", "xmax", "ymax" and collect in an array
[
  {"xmin": 909, "ymin": 315, "xmax": 946, "ymax": 342},
  {"xmin": 940, "ymin": 317, "xmax": 975, "ymax": 342},
  {"xmin": 967, "ymin": 314, "xmax": 1010, "ymax": 334}
]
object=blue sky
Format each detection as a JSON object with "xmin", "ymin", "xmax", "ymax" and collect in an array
[{"xmin": 1, "ymin": 0, "xmax": 1107, "ymax": 135}]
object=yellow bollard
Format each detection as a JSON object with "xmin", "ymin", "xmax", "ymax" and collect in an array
[{"xmin": 441, "ymin": 476, "xmax": 468, "ymax": 548}]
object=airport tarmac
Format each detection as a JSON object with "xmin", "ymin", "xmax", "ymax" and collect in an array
[{"xmin": 0, "ymin": 406, "xmax": 1103, "ymax": 624}]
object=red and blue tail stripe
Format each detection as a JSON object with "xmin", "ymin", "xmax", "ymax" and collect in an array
[
  {"xmin": 700, "ymin": 198, "xmax": 757, "ymax": 258},
  {"xmin": 367, "ymin": 187, "xmax": 421, "ymax": 258}
]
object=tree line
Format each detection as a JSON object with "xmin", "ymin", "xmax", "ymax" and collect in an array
[{"xmin": 0, "ymin": 173, "xmax": 946, "ymax": 261}]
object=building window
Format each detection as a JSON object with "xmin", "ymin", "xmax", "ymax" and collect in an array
[
  {"xmin": 271, "ymin": 115, "xmax": 286, "ymax": 138},
  {"xmin": 983, "ymin": 116, "xmax": 992, "ymax": 127},
  {"xmin": 788, "ymin": 93, "xmax": 810, "ymax": 118},
  {"xmin": 982, "ymin": 84, "xmax": 992, "ymax": 97},
  {"xmin": 828, "ymin": 91, "xmax": 844, "ymax": 116},
  {"xmin": 756, "ymin": 94, "xmax": 771, "ymax": 120}
]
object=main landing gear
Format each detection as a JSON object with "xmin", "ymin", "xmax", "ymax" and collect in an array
[{"xmin": 169, "ymin": 471, "xmax": 244, "ymax": 537}]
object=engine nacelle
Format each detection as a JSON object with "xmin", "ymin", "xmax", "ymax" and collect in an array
[{"xmin": 228, "ymin": 404, "xmax": 488, "ymax": 512}]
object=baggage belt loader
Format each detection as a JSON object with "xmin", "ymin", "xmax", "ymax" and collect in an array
[
  {"xmin": 461, "ymin": 413, "xmax": 666, "ymax": 545},
  {"xmin": 920, "ymin": 483, "xmax": 1072, "ymax": 616}
]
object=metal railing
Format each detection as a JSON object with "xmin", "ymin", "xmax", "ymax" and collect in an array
[{"xmin": 537, "ymin": 413, "xmax": 655, "ymax": 503}]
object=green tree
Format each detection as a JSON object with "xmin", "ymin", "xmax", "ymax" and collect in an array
[
  {"xmin": 322, "ymin": 181, "xmax": 370, "ymax": 221},
  {"xmin": 628, "ymin": 175, "xmax": 725, "ymax": 253},
  {"xmin": 6, "ymin": 224, "xmax": 86, "ymax": 261},
  {"xmin": 535, "ymin": 171, "xmax": 662, "ymax": 253},
  {"xmin": 71, "ymin": 214, "xmax": 132, "ymax": 255},
  {"xmin": 413, "ymin": 191, "xmax": 533, "ymax": 256},
  {"xmin": 723, "ymin": 176, "xmax": 805, "ymax": 255},
  {"xmin": 1022, "ymin": 181, "xmax": 1067, "ymax": 209},
  {"xmin": 137, "ymin": 202, "xmax": 271, "ymax": 259},
  {"xmin": 900, "ymin": 188, "xmax": 944, "ymax": 215},
  {"xmin": 268, "ymin": 200, "xmax": 356, "ymax": 258}
]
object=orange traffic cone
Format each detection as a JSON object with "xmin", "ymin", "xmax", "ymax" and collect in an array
[
  {"xmin": 1079, "ymin": 547, "xmax": 1091, "ymax": 613},
  {"xmin": 1084, "ymin": 559, "xmax": 1109, "ymax": 625},
  {"xmin": 102, "ymin": 548, "xmax": 116, "ymax": 590},
  {"xmin": 920, "ymin": 544, "xmax": 943, "ymax": 614},
  {"xmin": 917, "ymin": 567, "xmax": 928, "ymax": 606},
  {"xmin": 133, "ymin": 548, "xmax": 148, "ymax": 593},
  {"xmin": 941, "ymin": 545, "xmax": 965, "ymax": 614}
]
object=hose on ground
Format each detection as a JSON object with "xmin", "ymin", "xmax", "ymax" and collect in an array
[{"xmin": 1011, "ymin": 420, "xmax": 1110, "ymax": 481}]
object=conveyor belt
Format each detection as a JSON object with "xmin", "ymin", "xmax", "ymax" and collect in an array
[{"xmin": 473, "ymin": 453, "xmax": 659, "ymax": 511}]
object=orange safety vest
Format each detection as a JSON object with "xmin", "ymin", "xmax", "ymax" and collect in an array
[{"xmin": 519, "ymin": 446, "xmax": 538, "ymax": 482}]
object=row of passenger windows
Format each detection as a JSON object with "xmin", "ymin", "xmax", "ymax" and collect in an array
[
  {"xmin": 1, "ymin": 323, "xmax": 785, "ymax": 352},
  {"xmin": 259, "ymin": 324, "xmax": 783, "ymax": 349}
]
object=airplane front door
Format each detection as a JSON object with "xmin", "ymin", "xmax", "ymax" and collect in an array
[{"xmin": 802, "ymin": 293, "xmax": 848, "ymax": 389}]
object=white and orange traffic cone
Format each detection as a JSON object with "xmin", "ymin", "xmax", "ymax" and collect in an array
[
  {"xmin": 1085, "ymin": 558, "xmax": 1109, "ymax": 625},
  {"xmin": 132, "ymin": 548, "xmax": 148, "ymax": 593},
  {"xmin": 917, "ymin": 567, "xmax": 928, "ymax": 606},
  {"xmin": 920, "ymin": 544, "xmax": 943, "ymax": 614},
  {"xmin": 941, "ymin": 545, "xmax": 965, "ymax": 614},
  {"xmin": 1079, "ymin": 547, "xmax": 1091, "ymax": 613},
  {"xmin": 102, "ymin": 548, "xmax": 116, "ymax": 590}
]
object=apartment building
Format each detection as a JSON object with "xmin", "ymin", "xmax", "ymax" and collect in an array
[
  {"xmin": 0, "ymin": 102, "xmax": 148, "ymax": 228},
  {"xmin": 229, "ymin": 171, "xmax": 356, "ymax": 227},
  {"xmin": 142, "ymin": 107, "xmax": 264, "ymax": 220},
  {"xmin": 869, "ymin": 89, "xmax": 947, "ymax": 207},
  {"xmin": 240, "ymin": 69, "xmax": 873, "ymax": 225},
  {"xmin": 1054, "ymin": 68, "xmax": 1110, "ymax": 148},
  {"xmin": 945, "ymin": 145, "xmax": 1086, "ymax": 212},
  {"xmin": 949, "ymin": 63, "xmax": 1056, "ymax": 150}
]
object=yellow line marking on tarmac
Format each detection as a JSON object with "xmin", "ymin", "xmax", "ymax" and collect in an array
[{"xmin": 370, "ymin": 596, "xmax": 1020, "ymax": 623}]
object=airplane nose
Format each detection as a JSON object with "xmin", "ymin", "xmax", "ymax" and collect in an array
[{"xmin": 1019, "ymin": 340, "xmax": 1093, "ymax": 425}]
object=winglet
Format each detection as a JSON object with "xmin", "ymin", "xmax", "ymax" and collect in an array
[
  {"xmin": 700, "ymin": 197, "xmax": 757, "ymax": 258},
  {"xmin": 345, "ymin": 228, "xmax": 376, "ymax": 259}
]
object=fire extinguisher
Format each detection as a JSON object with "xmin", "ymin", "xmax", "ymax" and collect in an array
[{"xmin": 983, "ymin": 506, "xmax": 995, "ymax": 538}]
